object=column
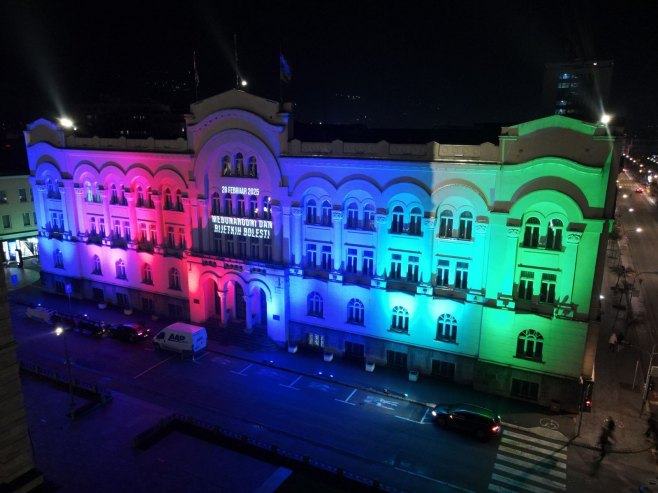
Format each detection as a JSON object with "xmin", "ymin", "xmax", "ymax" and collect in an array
[
  {"xmin": 74, "ymin": 188, "xmax": 86, "ymax": 236},
  {"xmin": 331, "ymin": 210, "xmax": 343, "ymax": 271},
  {"xmin": 35, "ymin": 184, "xmax": 48, "ymax": 231},
  {"xmin": 291, "ymin": 206, "xmax": 302, "ymax": 266},
  {"xmin": 501, "ymin": 225, "xmax": 520, "ymax": 296},
  {"xmin": 191, "ymin": 199, "xmax": 201, "ymax": 252},
  {"xmin": 420, "ymin": 216, "xmax": 435, "ymax": 284},
  {"xmin": 152, "ymin": 194, "xmax": 164, "ymax": 247},
  {"xmin": 58, "ymin": 185, "xmax": 71, "ymax": 234},
  {"xmin": 374, "ymin": 213, "xmax": 388, "ymax": 277},
  {"xmin": 563, "ymin": 231, "xmax": 582, "ymax": 310},
  {"xmin": 198, "ymin": 199, "xmax": 209, "ymax": 253},
  {"xmin": 125, "ymin": 191, "xmax": 137, "ymax": 244},
  {"xmin": 182, "ymin": 197, "xmax": 192, "ymax": 249},
  {"xmin": 218, "ymin": 289, "xmax": 228, "ymax": 326},
  {"xmin": 243, "ymin": 295, "xmax": 253, "ymax": 333},
  {"xmin": 472, "ymin": 221, "xmax": 489, "ymax": 294},
  {"xmin": 271, "ymin": 204, "xmax": 282, "ymax": 262},
  {"xmin": 100, "ymin": 190, "xmax": 110, "ymax": 238}
]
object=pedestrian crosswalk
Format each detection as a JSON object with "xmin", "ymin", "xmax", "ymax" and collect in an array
[{"xmin": 488, "ymin": 428, "xmax": 567, "ymax": 493}]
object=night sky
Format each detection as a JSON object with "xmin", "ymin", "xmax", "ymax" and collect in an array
[{"xmin": 2, "ymin": 0, "xmax": 657, "ymax": 130}]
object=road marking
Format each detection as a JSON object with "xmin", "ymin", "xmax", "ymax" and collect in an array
[
  {"xmin": 489, "ymin": 474, "xmax": 557, "ymax": 493},
  {"xmin": 231, "ymin": 363, "xmax": 253, "ymax": 376},
  {"xmin": 335, "ymin": 388, "xmax": 357, "ymax": 405},
  {"xmin": 493, "ymin": 464, "xmax": 566, "ymax": 490},
  {"xmin": 133, "ymin": 355, "xmax": 175, "ymax": 379},
  {"xmin": 496, "ymin": 455, "xmax": 566, "ymax": 479},
  {"xmin": 394, "ymin": 467, "xmax": 476, "ymax": 492},
  {"xmin": 279, "ymin": 375, "xmax": 302, "ymax": 389},
  {"xmin": 498, "ymin": 445, "xmax": 566, "ymax": 469},
  {"xmin": 503, "ymin": 430, "xmax": 566, "ymax": 451},
  {"xmin": 500, "ymin": 437, "xmax": 567, "ymax": 460}
]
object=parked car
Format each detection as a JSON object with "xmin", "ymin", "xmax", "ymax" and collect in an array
[
  {"xmin": 107, "ymin": 323, "xmax": 151, "ymax": 342},
  {"xmin": 26, "ymin": 305, "xmax": 56, "ymax": 324},
  {"xmin": 636, "ymin": 187, "xmax": 644, "ymax": 193},
  {"xmin": 431, "ymin": 403, "xmax": 502, "ymax": 441},
  {"xmin": 75, "ymin": 317, "xmax": 108, "ymax": 337},
  {"xmin": 50, "ymin": 312, "xmax": 76, "ymax": 331}
]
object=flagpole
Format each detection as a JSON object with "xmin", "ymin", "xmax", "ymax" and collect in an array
[{"xmin": 234, "ymin": 34, "xmax": 239, "ymax": 89}]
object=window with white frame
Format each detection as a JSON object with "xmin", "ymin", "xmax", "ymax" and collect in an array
[
  {"xmin": 307, "ymin": 291, "xmax": 323, "ymax": 317},
  {"xmin": 362, "ymin": 250, "xmax": 374, "ymax": 276},
  {"xmin": 407, "ymin": 255, "xmax": 419, "ymax": 282},
  {"xmin": 178, "ymin": 227, "xmax": 185, "ymax": 248},
  {"xmin": 167, "ymin": 226, "xmax": 175, "ymax": 247},
  {"xmin": 123, "ymin": 221, "xmax": 131, "ymax": 240},
  {"xmin": 262, "ymin": 196, "xmax": 272, "ymax": 220},
  {"xmin": 546, "ymin": 219, "xmax": 563, "ymax": 250},
  {"xmin": 92, "ymin": 255, "xmax": 102, "ymax": 275},
  {"xmin": 148, "ymin": 224, "xmax": 156, "ymax": 243},
  {"xmin": 142, "ymin": 263, "xmax": 152, "ymax": 284},
  {"xmin": 458, "ymin": 211, "xmax": 473, "ymax": 240},
  {"xmin": 116, "ymin": 259, "xmax": 127, "ymax": 279},
  {"xmin": 347, "ymin": 298, "xmax": 364, "ymax": 324},
  {"xmin": 391, "ymin": 306, "xmax": 409, "ymax": 333},
  {"xmin": 238, "ymin": 236, "xmax": 246, "ymax": 257},
  {"xmin": 390, "ymin": 254, "xmax": 402, "ymax": 280},
  {"xmin": 455, "ymin": 262, "xmax": 469, "ymax": 290},
  {"xmin": 224, "ymin": 193, "xmax": 233, "ymax": 215},
  {"xmin": 222, "ymin": 155, "xmax": 232, "ymax": 176},
  {"xmin": 263, "ymin": 237, "xmax": 272, "ymax": 260},
  {"xmin": 518, "ymin": 271, "xmax": 534, "ymax": 301},
  {"xmin": 346, "ymin": 202, "xmax": 358, "ymax": 229},
  {"xmin": 347, "ymin": 248, "xmax": 358, "ymax": 273},
  {"xmin": 523, "ymin": 217, "xmax": 540, "ymax": 248},
  {"xmin": 248, "ymin": 156, "xmax": 258, "ymax": 177},
  {"xmin": 250, "ymin": 239, "xmax": 259, "ymax": 259},
  {"xmin": 539, "ymin": 273, "xmax": 557, "ymax": 303},
  {"xmin": 90, "ymin": 217, "xmax": 97, "ymax": 235},
  {"xmin": 306, "ymin": 243, "xmax": 317, "ymax": 267},
  {"xmin": 23, "ymin": 212, "xmax": 31, "ymax": 226},
  {"xmin": 306, "ymin": 199, "xmax": 317, "ymax": 224},
  {"xmin": 436, "ymin": 259, "xmax": 450, "ymax": 286},
  {"xmin": 249, "ymin": 195, "xmax": 258, "ymax": 218},
  {"xmin": 212, "ymin": 192, "xmax": 220, "ymax": 215},
  {"xmin": 139, "ymin": 223, "xmax": 147, "ymax": 241},
  {"xmin": 113, "ymin": 220, "xmax": 121, "ymax": 237},
  {"xmin": 137, "ymin": 186, "xmax": 145, "ymax": 207},
  {"xmin": 54, "ymin": 249, "xmax": 64, "ymax": 268},
  {"xmin": 364, "ymin": 204, "xmax": 375, "ymax": 230},
  {"xmin": 235, "ymin": 153, "xmax": 244, "ymax": 176},
  {"xmin": 169, "ymin": 268, "xmax": 181, "ymax": 290},
  {"xmin": 237, "ymin": 195, "xmax": 246, "ymax": 216},
  {"xmin": 175, "ymin": 190, "xmax": 183, "ymax": 211},
  {"xmin": 516, "ymin": 329, "xmax": 544, "ymax": 361},
  {"xmin": 164, "ymin": 188, "xmax": 173, "ymax": 210},
  {"xmin": 436, "ymin": 314, "xmax": 457, "ymax": 342},
  {"xmin": 321, "ymin": 245, "xmax": 332, "ymax": 270},
  {"xmin": 439, "ymin": 210, "xmax": 453, "ymax": 238},
  {"xmin": 321, "ymin": 200, "xmax": 332, "ymax": 226},
  {"xmin": 110, "ymin": 184, "xmax": 119, "ymax": 204},
  {"xmin": 391, "ymin": 206, "xmax": 404, "ymax": 233},
  {"xmin": 409, "ymin": 207, "xmax": 422, "ymax": 235}
]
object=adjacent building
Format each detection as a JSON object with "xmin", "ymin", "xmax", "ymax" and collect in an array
[
  {"xmin": 23, "ymin": 90, "xmax": 622, "ymax": 410},
  {"xmin": 0, "ymin": 175, "xmax": 38, "ymax": 264}
]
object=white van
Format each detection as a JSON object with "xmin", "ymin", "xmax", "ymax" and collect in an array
[
  {"xmin": 26, "ymin": 305, "xmax": 56, "ymax": 324},
  {"xmin": 153, "ymin": 322, "xmax": 207, "ymax": 357}
]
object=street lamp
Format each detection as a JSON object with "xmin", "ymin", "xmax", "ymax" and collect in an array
[{"xmin": 55, "ymin": 326, "xmax": 76, "ymax": 419}]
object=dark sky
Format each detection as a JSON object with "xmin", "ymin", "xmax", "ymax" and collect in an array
[{"xmin": 2, "ymin": 0, "xmax": 657, "ymax": 130}]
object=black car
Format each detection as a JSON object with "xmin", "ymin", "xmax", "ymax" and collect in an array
[
  {"xmin": 431, "ymin": 403, "xmax": 502, "ymax": 441},
  {"xmin": 75, "ymin": 317, "xmax": 108, "ymax": 337},
  {"xmin": 107, "ymin": 323, "xmax": 150, "ymax": 342}
]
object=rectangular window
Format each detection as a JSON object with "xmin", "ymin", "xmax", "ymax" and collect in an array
[
  {"xmin": 238, "ymin": 236, "xmax": 247, "ymax": 257},
  {"xmin": 347, "ymin": 248, "xmax": 358, "ymax": 273},
  {"xmin": 250, "ymin": 240, "xmax": 259, "ymax": 259},
  {"xmin": 225, "ymin": 236, "xmax": 234, "ymax": 256},
  {"xmin": 116, "ymin": 293, "xmax": 129, "ymax": 308},
  {"xmin": 386, "ymin": 350, "xmax": 408, "ymax": 369},
  {"xmin": 168, "ymin": 303, "xmax": 183, "ymax": 319},
  {"xmin": 178, "ymin": 227, "xmax": 185, "ymax": 248},
  {"xmin": 407, "ymin": 255, "xmax": 419, "ymax": 282},
  {"xmin": 2, "ymin": 215, "xmax": 11, "ymax": 229},
  {"xmin": 455, "ymin": 262, "xmax": 468, "ymax": 289},
  {"xmin": 22, "ymin": 212, "xmax": 31, "ymax": 226},
  {"xmin": 518, "ymin": 270, "xmax": 534, "ymax": 301},
  {"xmin": 436, "ymin": 259, "xmax": 449, "ymax": 286},
  {"xmin": 18, "ymin": 189, "xmax": 28, "ymax": 202},
  {"xmin": 141, "ymin": 297, "xmax": 154, "ymax": 313},
  {"xmin": 0, "ymin": 191, "xmax": 7, "ymax": 203},
  {"xmin": 362, "ymin": 250, "xmax": 374, "ymax": 276},
  {"xmin": 511, "ymin": 378, "xmax": 539, "ymax": 401},
  {"xmin": 307, "ymin": 333, "xmax": 325, "ymax": 348},
  {"xmin": 390, "ymin": 254, "xmax": 402, "ymax": 280},
  {"xmin": 321, "ymin": 245, "xmax": 332, "ymax": 270},
  {"xmin": 540, "ymin": 273, "xmax": 557, "ymax": 303},
  {"xmin": 54, "ymin": 280, "xmax": 66, "ymax": 294},
  {"xmin": 167, "ymin": 226, "xmax": 175, "ymax": 247},
  {"xmin": 431, "ymin": 360, "xmax": 456, "ymax": 380},
  {"xmin": 263, "ymin": 238, "xmax": 272, "ymax": 261},
  {"xmin": 213, "ymin": 235, "xmax": 222, "ymax": 255},
  {"xmin": 306, "ymin": 243, "xmax": 317, "ymax": 267}
]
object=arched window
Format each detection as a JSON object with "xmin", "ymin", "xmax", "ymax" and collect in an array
[
  {"xmin": 139, "ymin": 222, "xmax": 147, "ymax": 241},
  {"xmin": 516, "ymin": 329, "xmax": 544, "ymax": 361},
  {"xmin": 249, "ymin": 195, "xmax": 258, "ymax": 218},
  {"xmin": 85, "ymin": 181, "xmax": 94, "ymax": 202},
  {"xmin": 523, "ymin": 217, "xmax": 540, "ymax": 248},
  {"xmin": 136, "ymin": 186, "xmax": 145, "ymax": 207},
  {"xmin": 224, "ymin": 193, "xmax": 233, "ymax": 215},
  {"xmin": 175, "ymin": 190, "xmax": 183, "ymax": 211},
  {"xmin": 307, "ymin": 291, "xmax": 323, "ymax": 317},
  {"xmin": 391, "ymin": 306, "xmax": 409, "ymax": 333},
  {"xmin": 164, "ymin": 188, "xmax": 173, "ymax": 210},
  {"xmin": 168, "ymin": 268, "xmax": 180, "ymax": 290},
  {"xmin": 222, "ymin": 155, "xmax": 232, "ymax": 176},
  {"xmin": 92, "ymin": 255, "xmax": 102, "ymax": 275},
  {"xmin": 346, "ymin": 202, "xmax": 359, "ymax": 229},
  {"xmin": 211, "ymin": 192, "xmax": 221, "ymax": 215},
  {"xmin": 391, "ymin": 206, "xmax": 404, "ymax": 233},
  {"xmin": 436, "ymin": 314, "xmax": 457, "ymax": 342},
  {"xmin": 248, "ymin": 156, "xmax": 258, "ymax": 177},
  {"xmin": 146, "ymin": 187, "xmax": 153, "ymax": 208},
  {"xmin": 110, "ymin": 184, "xmax": 119, "ymax": 205},
  {"xmin": 115, "ymin": 259, "xmax": 127, "ymax": 279},
  {"xmin": 120, "ymin": 185, "xmax": 127, "ymax": 206},
  {"xmin": 409, "ymin": 207, "xmax": 422, "ymax": 235},
  {"xmin": 458, "ymin": 211, "xmax": 473, "ymax": 240},
  {"xmin": 262, "ymin": 196, "xmax": 272, "ymax": 220},
  {"xmin": 54, "ymin": 249, "xmax": 64, "ymax": 268},
  {"xmin": 46, "ymin": 178, "xmax": 60, "ymax": 199},
  {"xmin": 99, "ymin": 218, "xmax": 105, "ymax": 236},
  {"xmin": 90, "ymin": 217, "xmax": 97, "ymax": 234},
  {"xmin": 347, "ymin": 298, "xmax": 364, "ymax": 324},
  {"xmin": 237, "ymin": 195, "xmax": 246, "ymax": 216},
  {"xmin": 235, "ymin": 153, "xmax": 244, "ymax": 176},
  {"xmin": 546, "ymin": 219, "xmax": 563, "ymax": 250},
  {"xmin": 321, "ymin": 200, "xmax": 332, "ymax": 226},
  {"xmin": 439, "ymin": 210, "xmax": 453, "ymax": 238},
  {"xmin": 364, "ymin": 204, "xmax": 375, "ymax": 231},
  {"xmin": 142, "ymin": 263, "xmax": 152, "ymax": 284},
  {"xmin": 306, "ymin": 199, "xmax": 317, "ymax": 224}
]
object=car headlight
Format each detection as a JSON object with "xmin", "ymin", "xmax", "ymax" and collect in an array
[{"xmin": 431, "ymin": 410, "xmax": 437, "ymax": 417}]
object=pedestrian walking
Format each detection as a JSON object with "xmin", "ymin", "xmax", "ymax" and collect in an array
[
  {"xmin": 597, "ymin": 416, "xmax": 616, "ymax": 460},
  {"xmin": 616, "ymin": 332, "xmax": 625, "ymax": 351},
  {"xmin": 645, "ymin": 413, "xmax": 658, "ymax": 442},
  {"xmin": 609, "ymin": 332, "xmax": 617, "ymax": 351}
]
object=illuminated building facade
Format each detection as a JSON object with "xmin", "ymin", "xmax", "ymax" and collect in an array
[{"xmin": 24, "ymin": 90, "xmax": 622, "ymax": 409}]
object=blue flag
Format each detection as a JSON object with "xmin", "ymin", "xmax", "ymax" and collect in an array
[{"xmin": 280, "ymin": 53, "xmax": 292, "ymax": 83}]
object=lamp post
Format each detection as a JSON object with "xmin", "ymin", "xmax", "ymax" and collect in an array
[{"xmin": 55, "ymin": 326, "xmax": 76, "ymax": 419}]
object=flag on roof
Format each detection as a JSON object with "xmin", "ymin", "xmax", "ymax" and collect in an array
[{"xmin": 279, "ymin": 53, "xmax": 292, "ymax": 83}]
